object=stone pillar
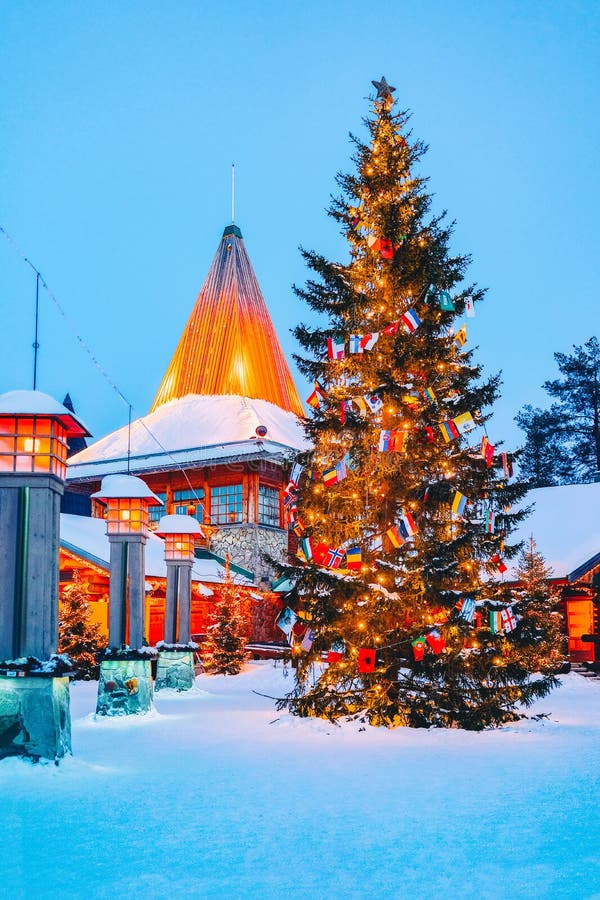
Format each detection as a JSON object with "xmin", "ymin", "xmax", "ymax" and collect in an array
[{"xmin": 155, "ymin": 559, "xmax": 196, "ymax": 693}]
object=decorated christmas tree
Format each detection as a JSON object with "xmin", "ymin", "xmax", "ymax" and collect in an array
[
  {"xmin": 277, "ymin": 77, "xmax": 563, "ymax": 729},
  {"xmin": 58, "ymin": 574, "xmax": 104, "ymax": 680},
  {"xmin": 204, "ymin": 557, "xmax": 248, "ymax": 675},
  {"xmin": 513, "ymin": 538, "xmax": 568, "ymax": 675}
]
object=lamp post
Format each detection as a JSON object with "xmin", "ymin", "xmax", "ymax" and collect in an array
[
  {"xmin": 0, "ymin": 390, "xmax": 90, "ymax": 761},
  {"xmin": 155, "ymin": 514, "xmax": 203, "ymax": 691},
  {"xmin": 91, "ymin": 474, "xmax": 162, "ymax": 716}
]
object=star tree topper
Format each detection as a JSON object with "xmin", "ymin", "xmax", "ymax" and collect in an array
[{"xmin": 371, "ymin": 76, "xmax": 396, "ymax": 99}]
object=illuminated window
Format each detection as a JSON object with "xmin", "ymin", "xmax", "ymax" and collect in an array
[
  {"xmin": 258, "ymin": 484, "xmax": 280, "ymax": 527},
  {"xmin": 210, "ymin": 484, "xmax": 242, "ymax": 525},
  {"xmin": 148, "ymin": 493, "xmax": 167, "ymax": 525},
  {"xmin": 173, "ymin": 489, "xmax": 204, "ymax": 521}
]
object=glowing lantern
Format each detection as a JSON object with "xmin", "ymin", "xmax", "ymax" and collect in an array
[
  {"xmin": 156, "ymin": 514, "xmax": 204, "ymax": 562},
  {"xmin": 91, "ymin": 475, "xmax": 162, "ymax": 538},
  {"xmin": 0, "ymin": 390, "xmax": 89, "ymax": 479}
]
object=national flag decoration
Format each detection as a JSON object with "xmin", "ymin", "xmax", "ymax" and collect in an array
[
  {"xmin": 386, "ymin": 525, "xmax": 405, "ymax": 548},
  {"xmin": 489, "ymin": 610, "xmax": 503, "ymax": 634},
  {"xmin": 339, "ymin": 399, "xmax": 354, "ymax": 424},
  {"xmin": 425, "ymin": 629, "xmax": 446, "ymax": 654},
  {"xmin": 501, "ymin": 453, "xmax": 513, "ymax": 478},
  {"xmin": 346, "ymin": 546, "xmax": 362, "ymax": 570},
  {"xmin": 327, "ymin": 640, "xmax": 346, "ymax": 662},
  {"xmin": 383, "ymin": 321, "xmax": 400, "ymax": 335},
  {"xmin": 412, "ymin": 636, "xmax": 427, "ymax": 661},
  {"xmin": 453, "ymin": 411, "xmax": 476, "ymax": 434},
  {"xmin": 365, "ymin": 392, "xmax": 384, "ymax": 414},
  {"xmin": 423, "ymin": 386, "xmax": 436, "ymax": 403},
  {"xmin": 454, "ymin": 325, "xmax": 467, "ymax": 348},
  {"xmin": 358, "ymin": 648, "xmax": 376, "ymax": 673},
  {"xmin": 480, "ymin": 436, "xmax": 495, "ymax": 467},
  {"xmin": 484, "ymin": 507, "xmax": 496, "ymax": 534},
  {"xmin": 306, "ymin": 382, "xmax": 327, "ymax": 409},
  {"xmin": 490, "ymin": 553, "xmax": 508, "ymax": 574},
  {"xmin": 299, "ymin": 537, "xmax": 313, "ymax": 562},
  {"xmin": 438, "ymin": 290, "xmax": 455, "ymax": 311},
  {"xmin": 325, "ymin": 547, "xmax": 345, "ymax": 569},
  {"xmin": 458, "ymin": 597, "xmax": 476, "ymax": 623},
  {"xmin": 401, "ymin": 393, "xmax": 420, "ymax": 408},
  {"xmin": 451, "ymin": 490, "xmax": 468, "ymax": 516},
  {"xmin": 290, "ymin": 462, "xmax": 304, "ymax": 485},
  {"xmin": 399, "ymin": 511, "xmax": 418, "ymax": 538},
  {"xmin": 350, "ymin": 396, "xmax": 368, "ymax": 416},
  {"xmin": 327, "ymin": 337, "xmax": 345, "ymax": 360},
  {"xmin": 360, "ymin": 332, "xmax": 379, "ymax": 351},
  {"xmin": 379, "ymin": 430, "xmax": 392, "ymax": 452},
  {"xmin": 349, "ymin": 334, "xmax": 363, "ymax": 354},
  {"xmin": 312, "ymin": 543, "xmax": 330, "ymax": 566},
  {"xmin": 440, "ymin": 419, "xmax": 460, "ymax": 442},
  {"xmin": 401, "ymin": 309, "xmax": 421, "ymax": 334},
  {"xmin": 343, "ymin": 451, "xmax": 359, "ymax": 472},
  {"xmin": 301, "ymin": 627, "xmax": 316, "ymax": 652},
  {"xmin": 335, "ymin": 458, "xmax": 348, "ymax": 482},
  {"xmin": 322, "ymin": 466, "xmax": 338, "ymax": 486},
  {"xmin": 283, "ymin": 491, "xmax": 297, "ymax": 511},
  {"xmin": 379, "ymin": 238, "xmax": 394, "ymax": 259},
  {"xmin": 366, "ymin": 233, "xmax": 379, "ymax": 249},
  {"xmin": 292, "ymin": 518, "xmax": 306, "ymax": 537},
  {"xmin": 465, "ymin": 297, "xmax": 475, "ymax": 317},
  {"xmin": 349, "ymin": 205, "xmax": 363, "ymax": 228},
  {"xmin": 501, "ymin": 606, "xmax": 517, "ymax": 633},
  {"xmin": 275, "ymin": 607, "xmax": 298, "ymax": 639}
]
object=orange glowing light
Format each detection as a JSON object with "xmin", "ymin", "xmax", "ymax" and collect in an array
[{"xmin": 150, "ymin": 225, "xmax": 303, "ymax": 417}]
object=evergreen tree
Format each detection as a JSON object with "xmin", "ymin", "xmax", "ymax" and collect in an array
[
  {"xmin": 513, "ymin": 538, "xmax": 568, "ymax": 675},
  {"xmin": 58, "ymin": 575, "xmax": 104, "ymax": 680},
  {"xmin": 277, "ymin": 77, "xmax": 562, "ymax": 730},
  {"xmin": 204, "ymin": 558, "xmax": 248, "ymax": 675},
  {"xmin": 516, "ymin": 337, "xmax": 600, "ymax": 485},
  {"xmin": 514, "ymin": 404, "xmax": 570, "ymax": 487}
]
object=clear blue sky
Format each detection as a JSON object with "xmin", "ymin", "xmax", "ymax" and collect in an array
[{"xmin": 1, "ymin": 1, "xmax": 599, "ymax": 448}]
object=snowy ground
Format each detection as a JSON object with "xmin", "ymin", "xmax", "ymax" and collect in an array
[{"xmin": 2, "ymin": 665, "xmax": 600, "ymax": 900}]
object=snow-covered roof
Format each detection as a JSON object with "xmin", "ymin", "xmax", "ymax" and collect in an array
[
  {"xmin": 91, "ymin": 474, "xmax": 162, "ymax": 503},
  {"xmin": 156, "ymin": 514, "xmax": 204, "ymax": 536},
  {"xmin": 0, "ymin": 389, "xmax": 90, "ymax": 436},
  {"xmin": 67, "ymin": 394, "xmax": 309, "ymax": 482},
  {"xmin": 59, "ymin": 513, "xmax": 252, "ymax": 590},
  {"xmin": 507, "ymin": 482, "xmax": 600, "ymax": 580}
]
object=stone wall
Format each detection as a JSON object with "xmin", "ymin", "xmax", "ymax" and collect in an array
[{"xmin": 209, "ymin": 524, "xmax": 287, "ymax": 584}]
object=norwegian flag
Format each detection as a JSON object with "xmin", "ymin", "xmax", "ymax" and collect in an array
[
  {"xmin": 283, "ymin": 491, "xmax": 297, "ymax": 510},
  {"xmin": 325, "ymin": 547, "xmax": 345, "ymax": 569},
  {"xmin": 501, "ymin": 606, "xmax": 517, "ymax": 632},
  {"xmin": 327, "ymin": 337, "xmax": 345, "ymax": 360}
]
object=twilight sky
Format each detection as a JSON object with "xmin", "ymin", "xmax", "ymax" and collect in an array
[{"xmin": 1, "ymin": 1, "xmax": 599, "ymax": 449}]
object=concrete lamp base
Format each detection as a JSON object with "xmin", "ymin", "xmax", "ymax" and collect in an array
[
  {"xmin": 0, "ymin": 674, "xmax": 71, "ymax": 762},
  {"xmin": 155, "ymin": 649, "xmax": 196, "ymax": 692},
  {"xmin": 96, "ymin": 655, "xmax": 154, "ymax": 717}
]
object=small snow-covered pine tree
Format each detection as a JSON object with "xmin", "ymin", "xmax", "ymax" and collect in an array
[
  {"xmin": 204, "ymin": 557, "xmax": 248, "ymax": 675},
  {"xmin": 58, "ymin": 574, "xmax": 104, "ymax": 679},
  {"xmin": 513, "ymin": 538, "xmax": 568, "ymax": 675}
]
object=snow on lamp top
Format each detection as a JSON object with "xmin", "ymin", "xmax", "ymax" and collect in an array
[
  {"xmin": 156, "ymin": 513, "xmax": 204, "ymax": 562},
  {"xmin": 91, "ymin": 474, "xmax": 162, "ymax": 537},
  {"xmin": 0, "ymin": 389, "xmax": 91, "ymax": 480}
]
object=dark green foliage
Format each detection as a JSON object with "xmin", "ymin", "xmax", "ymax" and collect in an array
[
  {"xmin": 276, "ymin": 83, "xmax": 562, "ymax": 730},
  {"xmin": 204, "ymin": 566, "xmax": 248, "ymax": 675},
  {"xmin": 516, "ymin": 337, "xmax": 600, "ymax": 486},
  {"xmin": 58, "ymin": 576, "xmax": 104, "ymax": 680}
]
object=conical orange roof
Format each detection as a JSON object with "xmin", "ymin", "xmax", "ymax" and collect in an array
[{"xmin": 150, "ymin": 225, "xmax": 303, "ymax": 417}]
